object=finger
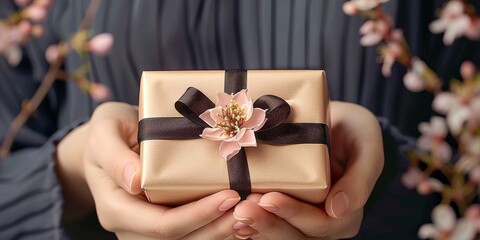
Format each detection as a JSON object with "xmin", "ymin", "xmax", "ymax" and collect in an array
[
  {"xmin": 183, "ymin": 209, "xmax": 237, "ymax": 240},
  {"xmin": 233, "ymin": 200, "xmax": 307, "ymax": 239},
  {"xmin": 327, "ymin": 102, "xmax": 384, "ymax": 218},
  {"xmin": 257, "ymin": 192, "xmax": 362, "ymax": 239},
  {"xmin": 86, "ymin": 162, "xmax": 240, "ymax": 238},
  {"xmin": 86, "ymin": 103, "xmax": 142, "ymax": 194},
  {"xmin": 257, "ymin": 192, "xmax": 330, "ymax": 237}
]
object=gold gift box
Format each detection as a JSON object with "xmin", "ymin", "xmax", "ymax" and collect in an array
[{"xmin": 139, "ymin": 70, "xmax": 330, "ymax": 205}]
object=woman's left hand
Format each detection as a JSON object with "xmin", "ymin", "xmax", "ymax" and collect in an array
[{"xmin": 231, "ymin": 101, "xmax": 384, "ymax": 239}]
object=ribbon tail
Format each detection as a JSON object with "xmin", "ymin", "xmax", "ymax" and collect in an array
[{"xmin": 227, "ymin": 148, "xmax": 251, "ymax": 200}]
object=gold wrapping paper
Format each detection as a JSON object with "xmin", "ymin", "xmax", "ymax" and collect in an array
[{"xmin": 139, "ymin": 70, "xmax": 330, "ymax": 205}]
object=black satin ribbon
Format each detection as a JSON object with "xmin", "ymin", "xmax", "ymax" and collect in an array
[{"xmin": 138, "ymin": 70, "xmax": 330, "ymax": 200}]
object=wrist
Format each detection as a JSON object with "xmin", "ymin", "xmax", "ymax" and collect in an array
[{"xmin": 55, "ymin": 122, "xmax": 94, "ymax": 220}]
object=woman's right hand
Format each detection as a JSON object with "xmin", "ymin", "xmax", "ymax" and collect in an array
[{"xmin": 57, "ymin": 102, "xmax": 241, "ymax": 239}]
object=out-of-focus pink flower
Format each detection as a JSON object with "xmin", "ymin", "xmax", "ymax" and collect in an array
[
  {"xmin": 45, "ymin": 44, "xmax": 60, "ymax": 64},
  {"xmin": 200, "ymin": 90, "xmax": 267, "ymax": 161},
  {"xmin": 417, "ymin": 116, "xmax": 452, "ymax": 161},
  {"xmin": 429, "ymin": 0, "xmax": 475, "ymax": 45},
  {"xmin": 456, "ymin": 154, "xmax": 480, "ymax": 173},
  {"xmin": 460, "ymin": 61, "xmax": 476, "ymax": 80},
  {"xmin": 87, "ymin": 33, "xmax": 114, "ymax": 56},
  {"xmin": 433, "ymin": 92, "xmax": 480, "ymax": 135},
  {"xmin": 25, "ymin": 5, "xmax": 48, "ymax": 22},
  {"xmin": 89, "ymin": 83, "xmax": 110, "ymax": 102},
  {"xmin": 359, "ymin": 18, "xmax": 390, "ymax": 46},
  {"xmin": 379, "ymin": 29, "xmax": 403, "ymax": 77},
  {"xmin": 469, "ymin": 166, "xmax": 480, "ymax": 184},
  {"xmin": 401, "ymin": 167, "xmax": 423, "ymax": 189},
  {"xmin": 417, "ymin": 178, "xmax": 444, "ymax": 195},
  {"xmin": 465, "ymin": 204, "xmax": 480, "ymax": 232},
  {"xmin": 14, "ymin": 0, "xmax": 31, "ymax": 7},
  {"xmin": 403, "ymin": 57, "xmax": 428, "ymax": 92},
  {"xmin": 418, "ymin": 204, "xmax": 476, "ymax": 240},
  {"xmin": 342, "ymin": 0, "xmax": 389, "ymax": 15}
]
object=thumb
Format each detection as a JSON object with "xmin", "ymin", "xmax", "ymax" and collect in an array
[
  {"xmin": 87, "ymin": 103, "xmax": 142, "ymax": 195},
  {"xmin": 325, "ymin": 173, "xmax": 372, "ymax": 219}
]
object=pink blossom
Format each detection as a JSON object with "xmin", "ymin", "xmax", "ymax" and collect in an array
[
  {"xmin": 401, "ymin": 167, "xmax": 423, "ymax": 189},
  {"xmin": 469, "ymin": 166, "xmax": 480, "ymax": 184},
  {"xmin": 45, "ymin": 44, "xmax": 60, "ymax": 64},
  {"xmin": 380, "ymin": 29, "xmax": 403, "ymax": 77},
  {"xmin": 402, "ymin": 57, "xmax": 427, "ymax": 92},
  {"xmin": 429, "ymin": 1, "xmax": 474, "ymax": 45},
  {"xmin": 417, "ymin": 116, "xmax": 452, "ymax": 161},
  {"xmin": 14, "ymin": 0, "xmax": 31, "ymax": 7},
  {"xmin": 460, "ymin": 61, "xmax": 476, "ymax": 80},
  {"xmin": 433, "ymin": 92, "xmax": 480, "ymax": 135},
  {"xmin": 417, "ymin": 178, "xmax": 444, "ymax": 195},
  {"xmin": 418, "ymin": 204, "xmax": 476, "ymax": 240},
  {"xmin": 342, "ymin": 0, "xmax": 389, "ymax": 15},
  {"xmin": 465, "ymin": 204, "xmax": 480, "ymax": 232},
  {"xmin": 359, "ymin": 18, "xmax": 390, "ymax": 46},
  {"xmin": 25, "ymin": 5, "xmax": 47, "ymax": 22},
  {"xmin": 200, "ymin": 90, "xmax": 267, "ymax": 160},
  {"xmin": 89, "ymin": 83, "xmax": 110, "ymax": 102},
  {"xmin": 456, "ymin": 154, "xmax": 480, "ymax": 173},
  {"xmin": 87, "ymin": 33, "xmax": 114, "ymax": 56}
]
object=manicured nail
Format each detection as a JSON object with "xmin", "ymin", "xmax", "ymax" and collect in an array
[
  {"xmin": 331, "ymin": 191, "xmax": 349, "ymax": 218},
  {"xmin": 123, "ymin": 163, "xmax": 137, "ymax": 192},
  {"xmin": 233, "ymin": 212, "xmax": 255, "ymax": 225},
  {"xmin": 258, "ymin": 202, "xmax": 280, "ymax": 213},
  {"xmin": 233, "ymin": 221, "xmax": 248, "ymax": 230},
  {"xmin": 218, "ymin": 197, "xmax": 241, "ymax": 211},
  {"xmin": 235, "ymin": 233, "xmax": 252, "ymax": 239}
]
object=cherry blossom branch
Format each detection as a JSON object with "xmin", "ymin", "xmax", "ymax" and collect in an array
[
  {"xmin": 344, "ymin": 0, "xmax": 480, "ymax": 238},
  {"xmin": 0, "ymin": 0, "xmax": 110, "ymax": 159}
]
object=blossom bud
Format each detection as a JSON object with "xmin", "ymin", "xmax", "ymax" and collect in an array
[{"xmin": 87, "ymin": 33, "xmax": 114, "ymax": 56}]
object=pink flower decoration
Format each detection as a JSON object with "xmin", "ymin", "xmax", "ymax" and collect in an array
[
  {"xmin": 359, "ymin": 18, "xmax": 391, "ymax": 46},
  {"xmin": 429, "ymin": 0, "xmax": 472, "ymax": 45},
  {"xmin": 89, "ymin": 83, "xmax": 110, "ymax": 102},
  {"xmin": 418, "ymin": 204, "xmax": 476, "ymax": 240},
  {"xmin": 25, "ymin": 5, "xmax": 48, "ymax": 22},
  {"xmin": 416, "ymin": 178, "xmax": 444, "ymax": 195},
  {"xmin": 200, "ymin": 90, "xmax": 267, "ymax": 161},
  {"xmin": 417, "ymin": 116, "xmax": 452, "ymax": 161},
  {"xmin": 465, "ymin": 204, "xmax": 480, "ymax": 232},
  {"xmin": 460, "ymin": 61, "xmax": 476, "ymax": 80},
  {"xmin": 433, "ymin": 92, "xmax": 480, "ymax": 135},
  {"xmin": 401, "ymin": 167, "xmax": 423, "ymax": 189},
  {"xmin": 45, "ymin": 44, "xmax": 60, "ymax": 64},
  {"xmin": 87, "ymin": 33, "xmax": 114, "ymax": 56},
  {"xmin": 403, "ymin": 57, "xmax": 427, "ymax": 92},
  {"xmin": 342, "ymin": 0, "xmax": 389, "ymax": 15},
  {"xmin": 381, "ymin": 29, "xmax": 403, "ymax": 77}
]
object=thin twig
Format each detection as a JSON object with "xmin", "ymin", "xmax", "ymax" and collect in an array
[{"xmin": 0, "ymin": 0, "xmax": 102, "ymax": 159}]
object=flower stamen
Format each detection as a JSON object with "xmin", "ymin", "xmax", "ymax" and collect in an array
[{"xmin": 216, "ymin": 97, "xmax": 246, "ymax": 137}]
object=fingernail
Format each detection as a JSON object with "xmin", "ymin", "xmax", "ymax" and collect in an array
[
  {"xmin": 331, "ymin": 191, "xmax": 349, "ymax": 218},
  {"xmin": 233, "ymin": 221, "xmax": 248, "ymax": 230},
  {"xmin": 258, "ymin": 202, "xmax": 280, "ymax": 213},
  {"xmin": 218, "ymin": 197, "xmax": 241, "ymax": 211},
  {"xmin": 234, "ymin": 234, "xmax": 252, "ymax": 240},
  {"xmin": 233, "ymin": 212, "xmax": 255, "ymax": 225},
  {"xmin": 123, "ymin": 163, "xmax": 137, "ymax": 192}
]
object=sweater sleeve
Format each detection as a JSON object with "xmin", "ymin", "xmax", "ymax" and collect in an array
[{"xmin": 0, "ymin": 1, "xmax": 80, "ymax": 239}]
